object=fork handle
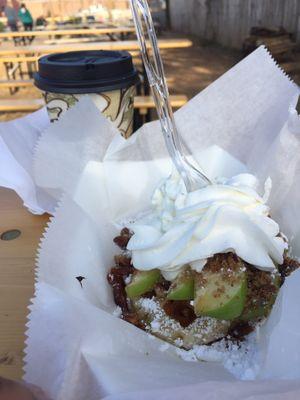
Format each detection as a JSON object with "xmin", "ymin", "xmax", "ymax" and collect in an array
[{"xmin": 130, "ymin": 0, "xmax": 211, "ymax": 190}]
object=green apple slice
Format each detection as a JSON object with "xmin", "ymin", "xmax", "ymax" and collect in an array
[
  {"xmin": 167, "ymin": 268, "xmax": 194, "ymax": 300},
  {"xmin": 194, "ymin": 268, "xmax": 247, "ymax": 320},
  {"xmin": 125, "ymin": 269, "xmax": 161, "ymax": 299},
  {"xmin": 241, "ymin": 272, "xmax": 281, "ymax": 321}
]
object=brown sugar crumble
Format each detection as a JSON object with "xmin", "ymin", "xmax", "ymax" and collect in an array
[
  {"xmin": 248, "ymin": 265, "xmax": 277, "ymax": 298},
  {"xmin": 204, "ymin": 253, "xmax": 242, "ymax": 274},
  {"xmin": 279, "ymin": 256, "xmax": 300, "ymax": 278}
]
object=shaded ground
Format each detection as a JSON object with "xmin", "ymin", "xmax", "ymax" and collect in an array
[
  {"xmin": 163, "ymin": 41, "xmax": 241, "ymax": 98},
  {"xmin": 0, "ymin": 36, "xmax": 241, "ymax": 122}
]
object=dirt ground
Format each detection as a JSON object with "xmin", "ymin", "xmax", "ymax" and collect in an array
[
  {"xmin": 0, "ymin": 37, "xmax": 242, "ymax": 122},
  {"xmin": 164, "ymin": 41, "xmax": 241, "ymax": 97}
]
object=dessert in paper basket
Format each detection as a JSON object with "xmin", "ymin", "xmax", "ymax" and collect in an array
[{"xmin": 108, "ymin": 170, "xmax": 299, "ymax": 352}]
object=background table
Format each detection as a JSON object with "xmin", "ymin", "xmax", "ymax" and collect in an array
[
  {"xmin": 0, "ymin": 26, "xmax": 136, "ymax": 41},
  {"xmin": 0, "ymin": 38, "xmax": 192, "ymax": 57},
  {"xmin": 0, "ymin": 188, "xmax": 47, "ymax": 380}
]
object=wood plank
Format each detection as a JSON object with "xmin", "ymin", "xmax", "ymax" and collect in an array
[
  {"xmin": 257, "ymin": 36, "xmax": 292, "ymax": 45},
  {"xmin": 1, "ymin": 57, "xmax": 38, "ymax": 63},
  {"xmin": 0, "ymin": 26, "xmax": 136, "ymax": 40},
  {"xmin": 0, "ymin": 95, "xmax": 188, "ymax": 112},
  {"xmin": 135, "ymin": 95, "xmax": 188, "ymax": 108},
  {"xmin": 0, "ymin": 38, "xmax": 193, "ymax": 58},
  {"xmin": 0, "ymin": 188, "xmax": 48, "ymax": 379},
  {"xmin": 0, "ymin": 80, "xmax": 33, "ymax": 88},
  {"xmin": 0, "ymin": 77, "xmax": 175, "ymax": 89},
  {"xmin": 0, "ymin": 99, "xmax": 44, "ymax": 112},
  {"xmin": 43, "ymin": 37, "xmax": 106, "ymax": 45},
  {"xmin": 281, "ymin": 61, "xmax": 300, "ymax": 74}
]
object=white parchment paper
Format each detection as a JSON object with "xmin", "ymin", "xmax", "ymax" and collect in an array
[
  {"xmin": 0, "ymin": 108, "xmax": 55, "ymax": 213},
  {"xmin": 23, "ymin": 47, "xmax": 300, "ymax": 399}
]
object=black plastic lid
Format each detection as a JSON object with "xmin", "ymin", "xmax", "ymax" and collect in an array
[{"xmin": 34, "ymin": 50, "xmax": 139, "ymax": 94}]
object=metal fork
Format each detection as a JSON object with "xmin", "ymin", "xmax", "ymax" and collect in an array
[{"xmin": 129, "ymin": 0, "xmax": 211, "ymax": 191}]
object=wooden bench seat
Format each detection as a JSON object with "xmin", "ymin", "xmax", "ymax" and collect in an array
[
  {"xmin": 0, "ymin": 38, "xmax": 193, "ymax": 57},
  {"xmin": 134, "ymin": 95, "xmax": 187, "ymax": 114},
  {"xmin": 0, "ymin": 77, "xmax": 175, "ymax": 90},
  {"xmin": 43, "ymin": 37, "xmax": 103, "ymax": 45},
  {"xmin": 0, "ymin": 79, "xmax": 33, "ymax": 89},
  {"xmin": 0, "ymin": 95, "xmax": 188, "ymax": 112},
  {"xmin": 0, "ymin": 27, "xmax": 136, "ymax": 41},
  {"xmin": 0, "ymin": 99, "xmax": 44, "ymax": 112}
]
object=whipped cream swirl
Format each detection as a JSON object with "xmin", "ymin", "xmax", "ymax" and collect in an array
[{"xmin": 127, "ymin": 172, "xmax": 287, "ymax": 280}]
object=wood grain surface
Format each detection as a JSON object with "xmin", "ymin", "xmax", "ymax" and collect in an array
[
  {"xmin": 0, "ymin": 26, "xmax": 136, "ymax": 39},
  {"xmin": 170, "ymin": 0, "xmax": 300, "ymax": 49},
  {"xmin": 0, "ymin": 38, "xmax": 192, "ymax": 57},
  {"xmin": 0, "ymin": 188, "xmax": 48, "ymax": 380},
  {"xmin": 0, "ymin": 95, "xmax": 188, "ymax": 112}
]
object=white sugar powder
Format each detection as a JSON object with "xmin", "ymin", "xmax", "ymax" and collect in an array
[
  {"xmin": 138, "ymin": 298, "xmax": 160, "ymax": 313},
  {"xmin": 124, "ymin": 275, "xmax": 132, "ymax": 285},
  {"xmin": 150, "ymin": 320, "xmax": 161, "ymax": 331},
  {"xmin": 112, "ymin": 306, "xmax": 122, "ymax": 317},
  {"xmin": 159, "ymin": 342, "xmax": 170, "ymax": 352},
  {"xmin": 176, "ymin": 333, "xmax": 260, "ymax": 380},
  {"xmin": 135, "ymin": 297, "xmax": 259, "ymax": 379}
]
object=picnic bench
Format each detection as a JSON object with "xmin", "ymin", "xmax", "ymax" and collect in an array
[
  {"xmin": 0, "ymin": 77, "xmax": 175, "ymax": 91},
  {"xmin": 0, "ymin": 26, "xmax": 136, "ymax": 43},
  {"xmin": 0, "ymin": 38, "xmax": 192, "ymax": 94},
  {"xmin": 0, "ymin": 95, "xmax": 188, "ymax": 113},
  {"xmin": 0, "ymin": 38, "xmax": 192, "ymax": 57},
  {"xmin": 0, "ymin": 79, "xmax": 32, "ymax": 89},
  {"xmin": 0, "ymin": 95, "xmax": 187, "ymax": 130}
]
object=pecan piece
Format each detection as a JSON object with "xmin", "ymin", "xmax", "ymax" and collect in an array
[
  {"xmin": 113, "ymin": 228, "xmax": 133, "ymax": 250},
  {"xmin": 163, "ymin": 300, "xmax": 196, "ymax": 328},
  {"xmin": 110, "ymin": 265, "xmax": 134, "ymax": 278},
  {"xmin": 228, "ymin": 322, "xmax": 254, "ymax": 340},
  {"xmin": 107, "ymin": 271, "xmax": 129, "ymax": 313},
  {"xmin": 114, "ymin": 254, "xmax": 132, "ymax": 268},
  {"xmin": 154, "ymin": 280, "xmax": 171, "ymax": 298},
  {"xmin": 122, "ymin": 312, "xmax": 145, "ymax": 329}
]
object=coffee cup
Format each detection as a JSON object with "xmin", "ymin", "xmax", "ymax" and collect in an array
[{"xmin": 34, "ymin": 50, "xmax": 139, "ymax": 138}]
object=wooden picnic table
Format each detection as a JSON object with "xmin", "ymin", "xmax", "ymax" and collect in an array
[
  {"xmin": 0, "ymin": 26, "xmax": 136, "ymax": 41},
  {"xmin": 0, "ymin": 188, "xmax": 48, "ymax": 380},
  {"xmin": 0, "ymin": 38, "xmax": 192, "ymax": 58}
]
